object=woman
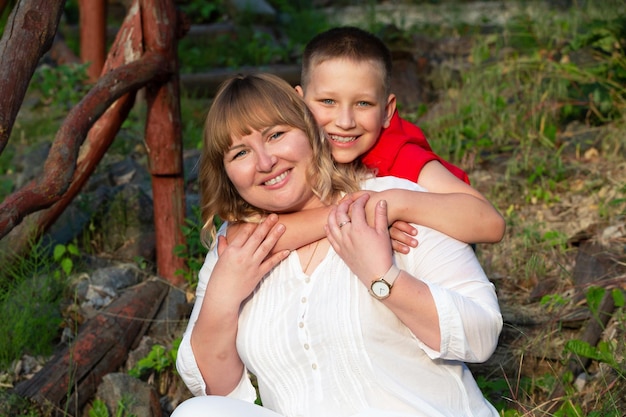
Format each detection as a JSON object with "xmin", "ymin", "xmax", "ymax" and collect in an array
[{"xmin": 174, "ymin": 73, "xmax": 502, "ymax": 417}]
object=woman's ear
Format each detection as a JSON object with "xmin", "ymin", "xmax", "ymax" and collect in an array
[
  {"xmin": 383, "ymin": 94, "xmax": 397, "ymax": 128},
  {"xmin": 295, "ymin": 85, "xmax": 305, "ymax": 97}
]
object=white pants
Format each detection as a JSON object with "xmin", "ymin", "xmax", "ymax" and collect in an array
[
  {"xmin": 171, "ymin": 396, "xmax": 420, "ymax": 417},
  {"xmin": 171, "ymin": 396, "xmax": 283, "ymax": 417}
]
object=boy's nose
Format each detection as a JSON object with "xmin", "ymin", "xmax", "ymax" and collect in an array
[{"xmin": 335, "ymin": 107, "xmax": 356, "ymax": 130}]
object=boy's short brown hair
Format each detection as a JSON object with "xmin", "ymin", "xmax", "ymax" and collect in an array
[{"xmin": 300, "ymin": 26, "xmax": 393, "ymax": 95}]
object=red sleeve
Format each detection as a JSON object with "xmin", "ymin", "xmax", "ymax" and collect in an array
[{"xmin": 389, "ymin": 143, "xmax": 470, "ymax": 185}]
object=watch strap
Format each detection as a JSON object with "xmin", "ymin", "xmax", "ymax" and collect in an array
[{"xmin": 382, "ymin": 264, "xmax": 401, "ymax": 287}]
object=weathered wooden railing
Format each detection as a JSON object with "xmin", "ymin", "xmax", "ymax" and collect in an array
[{"xmin": 0, "ymin": 0, "xmax": 187, "ymax": 286}]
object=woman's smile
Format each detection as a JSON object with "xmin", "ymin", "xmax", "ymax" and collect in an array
[{"xmin": 262, "ymin": 169, "xmax": 291, "ymax": 187}]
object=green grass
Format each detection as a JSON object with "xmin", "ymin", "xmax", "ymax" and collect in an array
[
  {"xmin": 0, "ymin": 240, "xmax": 68, "ymax": 368},
  {"xmin": 404, "ymin": 3, "xmax": 626, "ymax": 415}
]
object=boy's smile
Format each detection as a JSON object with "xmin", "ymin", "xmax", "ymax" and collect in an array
[{"xmin": 297, "ymin": 58, "xmax": 395, "ymax": 164}]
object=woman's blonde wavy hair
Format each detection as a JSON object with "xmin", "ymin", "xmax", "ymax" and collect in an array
[{"xmin": 199, "ymin": 73, "xmax": 370, "ymax": 248}]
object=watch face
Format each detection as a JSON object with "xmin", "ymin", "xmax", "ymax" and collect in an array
[{"xmin": 371, "ymin": 280, "xmax": 391, "ymax": 299}]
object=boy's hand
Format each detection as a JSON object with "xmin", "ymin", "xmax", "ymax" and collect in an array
[{"xmin": 389, "ymin": 220, "xmax": 418, "ymax": 254}]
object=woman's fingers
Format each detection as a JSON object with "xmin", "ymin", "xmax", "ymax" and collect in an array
[{"xmin": 374, "ymin": 199, "xmax": 389, "ymax": 234}]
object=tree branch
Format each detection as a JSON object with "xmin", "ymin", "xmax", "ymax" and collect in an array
[
  {"xmin": 0, "ymin": 0, "xmax": 65, "ymax": 154},
  {"xmin": 0, "ymin": 51, "xmax": 171, "ymax": 239}
]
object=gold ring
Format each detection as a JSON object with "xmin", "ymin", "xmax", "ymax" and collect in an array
[{"xmin": 338, "ymin": 220, "xmax": 351, "ymax": 229}]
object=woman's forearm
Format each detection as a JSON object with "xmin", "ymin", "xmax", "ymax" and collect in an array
[
  {"xmin": 381, "ymin": 271, "xmax": 441, "ymax": 350},
  {"xmin": 190, "ymin": 291, "xmax": 243, "ymax": 395}
]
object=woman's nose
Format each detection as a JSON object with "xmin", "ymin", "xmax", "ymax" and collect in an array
[
  {"xmin": 256, "ymin": 150, "xmax": 277, "ymax": 172},
  {"xmin": 335, "ymin": 106, "xmax": 356, "ymax": 130}
]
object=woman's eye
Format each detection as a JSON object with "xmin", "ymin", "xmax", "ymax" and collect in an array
[
  {"xmin": 321, "ymin": 99, "xmax": 335, "ymax": 105},
  {"xmin": 269, "ymin": 131, "xmax": 284, "ymax": 141},
  {"xmin": 232, "ymin": 149, "xmax": 248, "ymax": 160}
]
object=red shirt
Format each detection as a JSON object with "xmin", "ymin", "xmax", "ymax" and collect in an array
[{"xmin": 361, "ymin": 111, "xmax": 470, "ymax": 184}]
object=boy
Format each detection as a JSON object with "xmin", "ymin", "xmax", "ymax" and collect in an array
[{"xmin": 298, "ymin": 26, "xmax": 470, "ymax": 186}]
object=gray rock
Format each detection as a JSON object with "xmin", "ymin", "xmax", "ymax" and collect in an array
[
  {"xmin": 147, "ymin": 286, "xmax": 190, "ymax": 341},
  {"xmin": 93, "ymin": 373, "xmax": 162, "ymax": 417}
]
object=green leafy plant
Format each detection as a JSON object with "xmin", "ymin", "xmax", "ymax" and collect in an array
[
  {"xmin": 128, "ymin": 339, "xmax": 180, "ymax": 380},
  {"xmin": 31, "ymin": 63, "xmax": 91, "ymax": 110},
  {"xmin": 179, "ymin": 0, "xmax": 224, "ymax": 24},
  {"xmin": 174, "ymin": 209, "xmax": 206, "ymax": 289},
  {"xmin": 563, "ymin": 287, "xmax": 625, "ymax": 375},
  {"xmin": 89, "ymin": 397, "xmax": 138, "ymax": 417},
  {"xmin": 53, "ymin": 243, "xmax": 80, "ymax": 278}
]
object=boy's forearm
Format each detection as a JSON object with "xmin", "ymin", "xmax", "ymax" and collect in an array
[
  {"xmin": 386, "ymin": 189, "xmax": 505, "ymax": 243},
  {"xmin": 228, "ymin": 206, "xmax": 332, "ymax": 253},
  {"xmin": 273, "ymin": 206, "xmax": 331, "ymax": 251}
]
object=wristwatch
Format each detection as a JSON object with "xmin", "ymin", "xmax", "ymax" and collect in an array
[{"xmin": 369, "ymin": 265, "xmax": 401, "ymax": 300}]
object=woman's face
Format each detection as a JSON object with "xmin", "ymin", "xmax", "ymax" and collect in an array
[{"xmin": 223, "ymin": 124, "xmax": 321, "ymax": 213}]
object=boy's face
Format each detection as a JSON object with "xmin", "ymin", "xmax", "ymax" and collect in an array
[{"xmin": 296, "ymin": 58, "xmax": 396, "ymax": 164}]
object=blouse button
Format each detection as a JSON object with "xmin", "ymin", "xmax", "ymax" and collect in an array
[
  {"xmin": 311, "ymin": 363, "xmax": 317, "ymax": 370},
  {"xmin": 301, "ymin": 297, "xmax": 307, "ymax": 303},
  {"xmin": 304, "ymin": 343, "xmax": 310, "ymax": 350},
  {"xmin": 305, "ymin": 277, "xmax": 311, "ymax": 283},
  {"xmin": 298, "ymin": 322, "xmax": 304, "ymax": 328}
]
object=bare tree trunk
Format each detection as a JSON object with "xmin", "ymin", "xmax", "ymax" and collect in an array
[
  {"xmin": 79, "ymin": 0, "xmax": 107, "ymax": 81},
  {"xmin": 0, "ymin": 0, "xmax": 65, "ymax": 155},
  {"xmin": 143, "ymin": 0, "xmax": 187, "ymax": 285}
]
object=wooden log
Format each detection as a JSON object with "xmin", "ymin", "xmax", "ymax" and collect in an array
[
  {"xmin": 13, "ymin": 278, "xmax": 170, "ymax": 416},
  {"xmin": 180, "ymin": 64, "xmax": 301, "ymax": 97}
]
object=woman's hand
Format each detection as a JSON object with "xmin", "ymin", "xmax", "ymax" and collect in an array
[
  {"xmin": 211, "ymin": 214, "xmax": 290, "ymax": 305},
  {"xmin": 344, "ymin": 191, "xmax": 419, "ymax": 254},
  {"xmin": 325, "ymin": 194, "xmax": 394, "ymax": 284}
]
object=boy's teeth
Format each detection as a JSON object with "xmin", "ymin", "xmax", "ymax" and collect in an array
[
  {"xmin": 264, "ymin": 171, "xmax": 288, "ymax": 185},
  {"xmin": 330, "ymin": 134, "xmax": 356, "ymax": 143}
]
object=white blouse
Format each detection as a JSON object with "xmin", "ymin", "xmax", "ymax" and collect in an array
[{"xmin": 177, "ymin": 177, "xmax": 503, "ymax": 417}]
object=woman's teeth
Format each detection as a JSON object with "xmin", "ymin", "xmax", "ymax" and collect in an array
[{"xmin": 264, "ymin": 171, "xmax": 289, "ymax": 185}]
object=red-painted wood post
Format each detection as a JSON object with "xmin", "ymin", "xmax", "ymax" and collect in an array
[
  {"xmin": 142, "ymin": 0, "xmax": 187, "ymax": 286},
  {"xmin": 79, "ymin": 0, "xmax": 106, "ymax": 81}
]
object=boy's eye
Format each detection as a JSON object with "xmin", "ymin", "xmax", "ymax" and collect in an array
[
  {"xmin": 321, "ymin": 99, "xmax": 335, "ymax": 105},
  {"xmin": 356, "ymin": 101, "xmax": 372, "ymax": 107}
]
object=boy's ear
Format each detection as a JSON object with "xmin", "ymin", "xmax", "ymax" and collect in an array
[
  {"xmin": 383, "ymin": 94, "xmax": 397, "ymax": 128},
  {"xmin": 295, "ymin": 85, "xmax": 304, "ymax": 97}
]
